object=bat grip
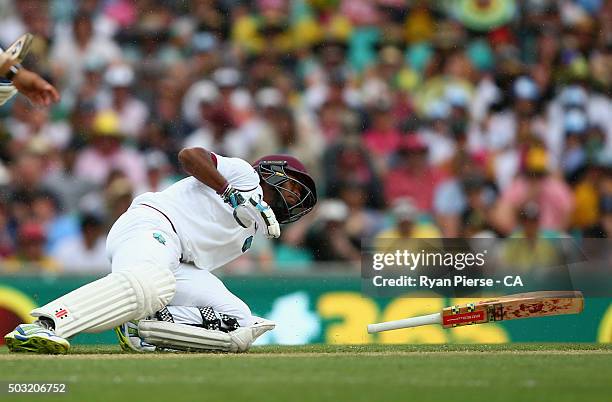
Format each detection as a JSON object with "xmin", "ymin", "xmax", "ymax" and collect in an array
[{"xmin": 367, "ymin": 313, "xmax": 442, "ymax": 333}]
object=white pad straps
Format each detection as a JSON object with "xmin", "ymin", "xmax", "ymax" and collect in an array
[{"xmin": 31, "ymin": 266, "xmax": 175, "ymax": 338}]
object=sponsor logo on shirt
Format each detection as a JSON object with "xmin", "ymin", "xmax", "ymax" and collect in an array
[
  {"xmin": 242, "ymin": 236, "xmax": 253, "ymax": 252},
  {"xmin": 153, "ymin": 232, "xmax": 166, "ymax": 245}
]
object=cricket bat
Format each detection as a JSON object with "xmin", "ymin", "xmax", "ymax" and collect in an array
[
  {"xmin": 367, "ymin": 291, "xmax": 584, "ymax": 333},
  {"xmin": 1, "ymin": 33, "xmax": 33, "ymax": 75},
  {"xmin": 4, "ymin": 33, "xmax": 33, "ymax": 64}
]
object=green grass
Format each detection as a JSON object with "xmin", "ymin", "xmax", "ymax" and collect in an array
[{"xmin": 0, "ymin": 344, "xmax": 610, "ymax": 402}]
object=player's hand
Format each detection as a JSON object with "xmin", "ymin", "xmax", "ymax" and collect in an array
[
  {"xmin": 220, "ymin": 184, "xmax": 246, "ymax": 208},
  {"xmin": 234, "ymin": 195, "xmax": 281, "ymax": 239},
  {"xmin": 12, "ymin": 69, "xmax": 60, "ymax": 106},
  {"xmin": 220, "ymin": 185, "xmax": 281, "ymax": 238}
]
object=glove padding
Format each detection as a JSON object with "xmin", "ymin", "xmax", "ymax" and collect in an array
[
  {"xmin": 220, "ymin": 183, "xmax": 245, "ymax": 208},
  {"xmin": 233, "ymin": 195, "xmax": 281, "ymax": 239}
]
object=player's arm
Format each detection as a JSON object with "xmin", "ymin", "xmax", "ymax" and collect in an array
[
  {"xmin": 0, "ymin": 34, "xmax": 59, "ymax": 106},
  {"xmin": 8, "ymin": 68, "xmax": 60, "ymax": 106},
  {"xmin": 178, "ymin": 147, "xmax": 280, "ymax": 238},
  {"xmin": 178, "ymin": 147, "xmax": 228, "ymax": 193},
  {"xmin": 1, "ymin": 61, "xmax": 60, "ymax": 107}
]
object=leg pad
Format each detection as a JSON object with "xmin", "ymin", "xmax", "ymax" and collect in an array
[{"xmin": 31, "ymin": 266, "xmax": 175, "ymax": 338}]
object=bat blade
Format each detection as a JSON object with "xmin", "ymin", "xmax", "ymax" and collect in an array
[
  {"xmin": 4, "ymin": 33, "xmax": 33, "ymax": 63},
  {"xmin": 442, "ymin": 291, "xmax": 584, "ymax": 328},
  {"xmin": 367, "ymin": 291, "xmax": 584, "ymax": 333}
]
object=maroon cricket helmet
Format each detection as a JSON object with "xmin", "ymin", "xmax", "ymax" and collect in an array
[{"xmin": 253, "ymin": 155, "xmax": 317, "ymax": 224}]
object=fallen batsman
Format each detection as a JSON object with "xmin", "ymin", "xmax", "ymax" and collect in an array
[{"xmin": 5, "ymin": 149, "xmax": 317, "ymax": 353}]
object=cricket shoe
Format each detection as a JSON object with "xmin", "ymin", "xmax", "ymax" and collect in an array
[
  {"xmin": 5, "ymin": 323, "xmax": 70, "ymax": 354},
  {"xmin": 229, "ymin": 317, "xmax": 276, "ymax": 352},
  {"xmin": 250, "ymin": 317, "xmax": 276, "ymax": 340},
  {"xmin": 114, "ymin": 320, "xmax": 157, "ymax": 353}
]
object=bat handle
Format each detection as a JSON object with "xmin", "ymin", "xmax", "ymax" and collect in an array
[{"xmin": 367, "ymin": 313, "xmax": 442, "ymax": 333}]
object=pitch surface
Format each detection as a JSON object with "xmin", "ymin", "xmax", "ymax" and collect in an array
[{"xmin": 1, "ymin": 344, "xmax": 610, "ymax": 402}]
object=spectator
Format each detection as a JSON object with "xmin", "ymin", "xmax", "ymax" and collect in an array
[
  {"xmin": 183, "ymin": 106, "xmax": 248, "ymax": 159},
  {"xmin": 51, "ymin": 213, "xmax": 109, "ymax": 273},
  {"xmin": 460, "ymin": 175, "xmax": 498, "ymax": 238},
  {"xmin": 584, "ymin": 153, "xmax": 612, "ymax": 237},
  {"xmin": 434, "ymin": 151, "xmax": 497, "ymax": 237},
  {"xmin": 74, "ymin": 110, "xmax": 146, "ymax": 187},
  {"xmin": 498, "ymin": 202, "xmax": 564, "ymax": 273},
  {"xmin": 253, "ymin": 106, "xmax": 323, "ymax": 178},
  {"xmin": 50, "ymin": 12, "xmax": 121, "ymax": 89},
  {"xmin": 182, "ymin": 79, "xmax": 219, "ymax": 127},
  {"xmin": 486, "ymin": 76, "xmax": 550, "ymax": 189},
  {"xmin": 419, "ymin": 99, "xmax": 456, "ymax": 167},
  {"xmin": 2, "ymin": 223, "xmax": 60, "ymax": 272},
  {"xmin": 212, "ymin": 67, "xmax": 242, "ymax": 114},
  {"xmin": 337, "ymin": 181, "xmax": 385, "ymax": 246},
  {"xmin": 492, "ymin": 146, "xmax": 574, "ymax": 234},
  {"xmin": 376, "ymin": 198, "xmax": 441, "ymax": 242},
  {"xmin": 43, "ymin": 144, "xmax": 97, "ymax": 214},
  {"xmin": 75, "ymin": 57, "xmax": 107, "ymax": 106},
  {"xmin": 363, "ymin": 104, "xmax": 401, "ymax": 172},
  {"xmin": 4, "ymin": 97, "xmax": 71, "ymax": 152},
  {"xmin": 7, "ymin": 152, "xmax": 46, "ymax": 198},
  {"xmin": 384, "ymin": 135, "xmax": 446, "ymax": 211},
  {"xmin": 0, "ymin": 201, "xmax": 14, "ymax": 257},
  {"xmin": 305, "ymin": 200, "xmax": 361, "ymax": 263},
  {"xmin": 105, "ymin": 175, "xmax": 134, "ymax": 223},
  {"xmin": 560, "ymin": 109, "xmax": 589, "ymax": 181},
  {"xmin": 323, "ymin": 138, "xmax": 384, "ymax": 209},
  {"xmin": 98, "ymin": 64, "xmax": 149, "ymax": 139},
  {"xmin": 30, "ymin": 190, "xmax": 79, "ymax": 252},
  {"xmin": 138, "ymin": 150, "xmax": 174, "ymax": 194}
]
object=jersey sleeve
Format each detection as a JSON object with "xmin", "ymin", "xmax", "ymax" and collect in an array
[{"xmin": 213, "ymin": 153, "xmax": 260, "ymax": 191}]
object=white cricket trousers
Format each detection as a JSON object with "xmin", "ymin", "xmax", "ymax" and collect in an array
[{"xmin": 107, "ymin": 205, "xmax": 255, "ymax": 327}]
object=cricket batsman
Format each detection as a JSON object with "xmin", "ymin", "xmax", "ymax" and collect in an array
[{"xmin": 5, "ymin": 149, "xmax": 317, "ymax": 353}]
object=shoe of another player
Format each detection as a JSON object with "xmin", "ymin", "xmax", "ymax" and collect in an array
[
  {"xmin": 5, "ymin": 323, "xmax": 70, "ymax": 354},
  {"xmin": 114, "ymin": 320, "xmax": 156, "ymax": 353}
]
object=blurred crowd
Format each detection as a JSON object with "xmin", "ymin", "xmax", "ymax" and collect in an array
[{"xmin": 0, "ymin": 0, "xmax": 610, "ymax": 273}]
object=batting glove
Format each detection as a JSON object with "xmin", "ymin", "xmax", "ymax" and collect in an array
[
  {"xmin": 233, "ymin": 195, "xmax": 281, "ymax": 239},
  {"xmin": 220, "ymin": 184, "xmax": 245, "ymax": 208}
]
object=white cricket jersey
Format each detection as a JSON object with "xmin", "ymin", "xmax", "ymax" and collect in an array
[{"xmin": 131, "ymin": 153, "xmax": 262, "ymax": 271}]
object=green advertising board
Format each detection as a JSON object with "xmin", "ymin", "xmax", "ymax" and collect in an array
[{"xmin": 1, "ymin": 274, "xmax": 610, "ymax": 345}]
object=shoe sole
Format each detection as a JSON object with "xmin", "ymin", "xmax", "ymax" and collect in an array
[{"xmin": 5, "ymin": 334, "xmax": 69, "ymax": 354}]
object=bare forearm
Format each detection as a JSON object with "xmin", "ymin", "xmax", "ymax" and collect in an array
[{"xmin": 178, "ymin": 147, "xmax": 228, "ymax": 193}]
